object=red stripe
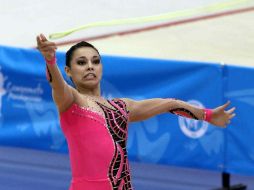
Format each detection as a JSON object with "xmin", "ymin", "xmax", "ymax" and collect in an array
[{"xmin": 54, "ymin": 6, "xmax": 254, "ymax": 47}]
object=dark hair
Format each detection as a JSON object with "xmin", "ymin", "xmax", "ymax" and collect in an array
[{"xmin": 65, "ymin": 41, "xmax": 100, "ymax": 67}]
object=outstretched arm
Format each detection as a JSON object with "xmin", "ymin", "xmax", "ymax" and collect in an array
[
  {"xmin": 36, "ymin": 34, "xmax": 74, "ymax": 112},
  {"xmin": 122, "ymin": 98, "xmax": 235, "ymax": 128}
]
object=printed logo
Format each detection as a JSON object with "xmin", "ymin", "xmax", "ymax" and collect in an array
[{"xmin": 178, "ymin": 100, "xmax": 208, "ymax": 139}]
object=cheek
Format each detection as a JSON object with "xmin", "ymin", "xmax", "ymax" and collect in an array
[
  {"xmin": 71, "ymin": 66, "xmax": 84, "ymax": 79},
  {"xmin": 97, "ymin": 69, "xmax": 103, "ymax": 80},
  {"xmin": 97, "ymin": 65, "xmax": 103, "ymax": 75}
]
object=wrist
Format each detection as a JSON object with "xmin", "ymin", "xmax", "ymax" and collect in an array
[
  {"xmin": 203, "ymin": 109, "xmax": 213, "ymax": 122},
  {"xmin": 45, "ymin": 54, "xmax": 56, "ymax": 65}
]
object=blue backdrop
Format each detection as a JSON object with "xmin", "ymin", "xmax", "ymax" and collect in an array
[
  {"xmin": 223, "ymin": 65, "xmax": 254, "ymax": 175},
  {"xmin": 0, "ymin": 45, "xmax": 253, "ymax": 176}
]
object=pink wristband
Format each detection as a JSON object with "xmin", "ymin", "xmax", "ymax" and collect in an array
[
  {"xmin": 204, "ymin": 109, "xmax": 213, "ymax": 122},
  {"xmin": 45, "ymin": 54, "xmax": 56, "ymax": 65}
]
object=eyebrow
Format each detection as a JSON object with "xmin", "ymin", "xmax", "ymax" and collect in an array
[{"xmin": 76, "ymin": 56, "xmax": 100, "ymax": 60}]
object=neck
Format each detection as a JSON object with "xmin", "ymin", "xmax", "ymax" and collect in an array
[{"xmin": 77, "ymin": 85, "xmax": 101, "ymax": 97}]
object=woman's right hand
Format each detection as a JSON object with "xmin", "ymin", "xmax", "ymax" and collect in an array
[{"xmin": 36, "ymin": 34, "xmax": 57, "ymax": 61}]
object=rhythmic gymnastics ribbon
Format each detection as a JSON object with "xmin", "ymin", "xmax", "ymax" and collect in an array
[{"xmin": 49, "ymin": 0, "xmax": 250, "ymax": 40}]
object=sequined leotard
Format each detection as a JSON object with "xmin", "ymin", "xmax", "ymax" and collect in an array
[{"xmin": 60, "ymin": 99, "xmax": 133, "ymax": 190}]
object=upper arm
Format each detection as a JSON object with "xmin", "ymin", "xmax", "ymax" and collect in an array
[
  {"xmin": 52, "ymin": 83, "xmax": 75, "ymax": 113},
  {"xmin": 45, "ymin": 60, "xmax": 75, "ymax": 112},
  {"xmin": 121, "ymin": 98, "xmax": 169, "ymax": 122}
]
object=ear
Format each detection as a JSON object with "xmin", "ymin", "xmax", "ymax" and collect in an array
[{"xmin": 65, "ymin": 66, "xmax": 72, "ymax": 77}]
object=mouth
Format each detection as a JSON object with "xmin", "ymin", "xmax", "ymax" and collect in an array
[{"xmin": 84, "ymin": 73, "xmax": 96, "ymax": 79}]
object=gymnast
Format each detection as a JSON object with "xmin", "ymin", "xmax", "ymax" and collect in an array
[{"xmin": 36, "ymin": 33, "xmax": 235, "ymax": 190}]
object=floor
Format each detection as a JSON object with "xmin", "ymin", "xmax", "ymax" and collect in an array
[{"xmin": 0, "ymin": 146, "xmax": 253, "ymax": 190}]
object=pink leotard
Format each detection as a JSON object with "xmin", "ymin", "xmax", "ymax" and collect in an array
[{"xmin": 60, "ymin": 99, "xmax": 133, "ymax": 190}]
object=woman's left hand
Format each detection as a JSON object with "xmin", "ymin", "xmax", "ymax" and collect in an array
[{"xmin": 210, "ymin": 101, "xmax": 236, "ymax": 128}]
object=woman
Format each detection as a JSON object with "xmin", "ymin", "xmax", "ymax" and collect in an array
[{"xmin": 36, "ymin": 34, "xmax": 235, "ymax": 190}]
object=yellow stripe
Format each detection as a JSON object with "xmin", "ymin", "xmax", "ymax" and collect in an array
[{"xmin": 49, "ymin": 0, "xmax": 250, "ymax": 40}]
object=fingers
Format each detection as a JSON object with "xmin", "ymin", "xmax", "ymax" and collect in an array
[
  {"xmin": 36, "ymin": 34, "xmax": 56, "ymax": 46},
  {"xmin": 36, "ymin": 34, "xmax": 46, "ymax": 44},
  {"xmin": 226, "ymin": 106, "xmax": 236, "ymax": 125},
  {"xmin": 229, "ymin": 113, "xmax": 236, "ymax": 119},
  {"xmin": 226, "ymin": 107, "xmax": 236, "ymax": 114},
  {"xmin": 226, "ymin": 106, "xmax": 236, "ymax": 119},
  {"xmin": 36, "ymin": 35, "xmax": 40, "ymax": 44},
  {"xmin": 36, "ymin": 34, "xmax": 57, "ymax": 51},
  {"xmin": 219, "ymin": 103, "xmax": 236, "ymax": 127},
  {"xmin": 40, "ymin": 33, "xmax": 47, "ymax": 41},
  {"xmin": 222, "ymin": 100, "xmax": 231, "ymax": 109},
  {"xmin": 36, "ymin": 34, "xmax": 57, "ymax": 60},
  {"xmin": 222, "ymin": 101, "xmax": 236, "ymax": 119}
]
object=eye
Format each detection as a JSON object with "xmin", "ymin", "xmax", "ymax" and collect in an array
[
  {"xmin": 77, "ymin": 60, "xmax": 86, "ymax": 65},
  {"xmin": 93, "ymin": 59, "xmax": 100, "ymax": 64}
]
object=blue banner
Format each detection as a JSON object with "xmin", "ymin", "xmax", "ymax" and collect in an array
[
  {"xmin": 1, "ymin": 45, "xmax": 252, "ymax": 175},
  {"xmin": 0, "ymin": 45, "xmax": 67, "ymax": 153},
  {"xmin": 223, "ymin": 65, "xmax": 254, "ymax": 175},
  {"xmin": 104, "ymin": 56, "xmax": 225, "ymax": 171}
]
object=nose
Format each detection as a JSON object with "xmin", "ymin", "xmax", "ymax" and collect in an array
[{"xmin": 87, "ymin": 61, "xmax": 94, "ymax": 71}]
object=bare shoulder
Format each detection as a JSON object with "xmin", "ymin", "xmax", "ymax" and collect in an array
[
  {"xmin": 55, "ymin": 84, "xmax": 86, "ymax": 113},
  {"xmin": 114, "ymin": 97, "xmax": 130, "ymax": 103},
  {"xmin": 114, "ymin": 97, "xmax": 134, "ymax": 110}
]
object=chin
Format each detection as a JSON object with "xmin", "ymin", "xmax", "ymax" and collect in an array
[{"xmin": 82, "ymin": 81, "xmax": 100, "ymax": 89}]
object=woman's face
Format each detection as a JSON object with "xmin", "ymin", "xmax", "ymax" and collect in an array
[{"xmin": 66, "ymin": 47, "xmax": 102, "ymax": 89}]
